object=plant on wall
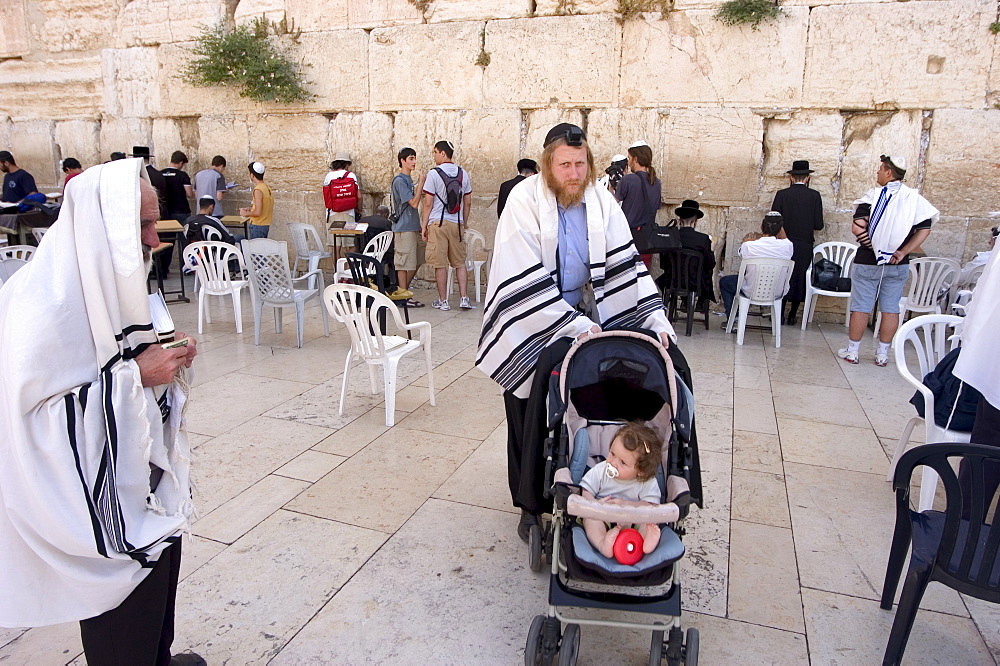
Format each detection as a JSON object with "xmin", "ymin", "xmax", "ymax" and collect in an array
[
  {"xmin": 714, "ymin": 0, "xmax": 782, "ymax": 29},
  {"xmin": 615, "ymin": 0, "xmax": 671, "ymax": 22},
  {"xmin": 183, "ymin": 17, "xmax": 312, "ymax": 104}
]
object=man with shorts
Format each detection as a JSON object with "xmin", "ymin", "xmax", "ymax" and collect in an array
[
  {"xmin": 839, "ymin": 155, "xmax": 937, "ymax": 366},
  {"xmin": 392, "ymin": 147, "xmax": 426, "ymax": 307},
  {"xmin": 421, "ymin": 140, "xmax": 473, "ymax": 311}
]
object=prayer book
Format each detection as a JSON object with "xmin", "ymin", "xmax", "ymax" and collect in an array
[{"xmin": 148, "ymin": 291, "xmax": 175, "ymax": 342}]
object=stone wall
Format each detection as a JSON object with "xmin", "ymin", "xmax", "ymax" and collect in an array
[{"xmin": 2, "ymin": 0, "xmax": 999, "ymax": 305}]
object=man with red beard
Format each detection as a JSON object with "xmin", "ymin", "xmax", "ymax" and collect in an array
[{"xmin": 477, "ymin": 123, "xmax": 674, "ymax": 540}]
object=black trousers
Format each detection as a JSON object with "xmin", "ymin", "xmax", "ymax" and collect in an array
[
  {"xmin": 504, "ymin": 390, "xmax": 529, "ymax": 511},
  {"xmin": 79, "ymin": 539, "xmax": 182, "ymax": 666},
  {"xmin": 960, "ymin": 398, "xmax": 1000, "ymax": 514}
]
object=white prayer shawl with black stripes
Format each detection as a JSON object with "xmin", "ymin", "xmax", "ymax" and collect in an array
[
  {"xmin": 854, "ymin": 181, "xmax": 939, "ymax": 265},
  {"xmin": 476, "ymin": 174, "xmax": 674, "ymax": 399},
  {"xmin": 0, "ymin": 159, "xmax": 194, "ymax": 627}
]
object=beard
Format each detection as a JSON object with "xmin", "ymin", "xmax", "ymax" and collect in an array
[
  {"xmin": 544, "ymin": 170, "xmax": 586, "ymax": 208},
  {"xmin": 142, "ymin": 245, "xmax": 153, "ymax": 275}
]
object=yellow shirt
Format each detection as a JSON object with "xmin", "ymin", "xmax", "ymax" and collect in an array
[{"xmin": 249, "ymin": 182, "xmax": 273, "ymax": 226}]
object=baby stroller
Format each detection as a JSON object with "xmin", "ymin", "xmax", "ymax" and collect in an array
[{"xmin": 524, "ymin": 330, "xmax": 699, "ymax": 666}]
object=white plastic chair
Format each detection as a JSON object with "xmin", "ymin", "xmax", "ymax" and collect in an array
[
  {"xmin": 31, "ymin": 227, "xmax": 49, "ymax": 243},
  {"xmin": 183, "ymin": 241, "xmax": 249, "ymax": 334},
  {"xmin": 202, "ymin": 225, "xmax": 223, "ymax": 242},
  {"xmin": 334, "ymin": 230, "xmax": 393, "ymax": 283},
  {"xmin": 288, "ymin": 222, "xmax": 332, "ymax": 282},
  {"xmin": 445, "ymin": 228, "xmax": 491, "ymax": 303},
  {"xmin": 323, "ymin": 283, "xmax": 434, "ymax": 427},
  {"xmin": 241, "ymin": 238, "xmax": 329, "ymax": 348},
  {"xmin": 801, "ymin": 242, "xmax": 858, "ymax": 331},
  {"xmin": 0, "ymin": 258, "xmax": 26, "ymax": 282},
  {"xmin": 888, "ymin": 314, "xmax": 968, "ymax": 511},
  {"xmin": 951, "ymin": 263, "xmax": 985, "ymax": 316},
  {"xmin": 0, "ymin": 245, "xmax": 35, "ymax": 262},
  {"xmin": 725, "ymin": 257, "xmax": 794, "ymax": 348},
  {"xmin": 874, "ymin": 257, "xmax": 960, "ymax": 338}
]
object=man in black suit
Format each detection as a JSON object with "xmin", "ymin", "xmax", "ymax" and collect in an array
[
  {"xmin": 496, "ymin": 158, "xmax": 537, "ymax": 218},
  {"xmin": 771, "ymin": 159, "xmax": 824, "ymax": 325},
  {"xmin": 657, "ymin": 199, "xmax": 716, "ymax": 306}
]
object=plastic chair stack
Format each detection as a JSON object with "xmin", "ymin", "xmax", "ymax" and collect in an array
[
  {"xmin": 335, "ymin": 230, "xmax": 393, "ymax": 284},
  {"xmin": 874, "ymin": 257, "xmax": 959, "ymax": 338},
  {"xmin": 288, "ymin": 222, "xmax": 332, "ymax": 288},
  {"xmin": 888, "ymin": 314, "xmax": 968, "ymax": 511},
  {"xmin": 445, "ymin": 228, "xmax": 491, "ymax": 303}
]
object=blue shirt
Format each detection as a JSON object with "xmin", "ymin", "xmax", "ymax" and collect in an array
[{"xmin": 558, "ymin": 202, "xmax": 590, "ymax": 307}]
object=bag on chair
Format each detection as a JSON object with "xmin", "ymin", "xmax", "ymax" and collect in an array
[
  {"xmin": 908, "ymin": 347, "xmax": 982, "ymax": 432},
  {"xmin": 813, "ymin": 257, "xmax": 850, "ymax": 292},
  {"xmin": 634, "ymin": 222, "xmax": 682, "ymax": 254}
]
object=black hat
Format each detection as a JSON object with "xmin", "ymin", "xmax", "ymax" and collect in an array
[
  {"xmin": 787, "ymin": 160, "xmax": 813, "ymax": 175},
  {"xmin": 516, "ymin": 158, "xmax": 538, "ymax": 174},
  {"xmin": 109, "ymin": 151, "xmax": 126, "ymax": 161},
  {"xmin": 674, "ymin": 199, "xmax": 704, "ymax": 219},
  {"xmin": 543, "ymin": 123, "xmax": 586, "ymax": 148},
  {"xmin": 129, "ymin": 146, "xmax": 152, "ymax": 158}
]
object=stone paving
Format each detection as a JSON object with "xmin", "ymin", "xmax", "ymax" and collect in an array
[{"xmin": 1, "ymin": 284, "xmax": 998, "ymax": 665}]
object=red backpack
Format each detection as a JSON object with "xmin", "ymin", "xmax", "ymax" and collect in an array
[{"xmin": 323, "ymin": 171, "xmax": 359, "ymax": 212}]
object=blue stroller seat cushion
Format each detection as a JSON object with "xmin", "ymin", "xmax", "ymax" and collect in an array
[{"xmin": 571, "ymin": 524, "xmax": 685, "ymax": 573}]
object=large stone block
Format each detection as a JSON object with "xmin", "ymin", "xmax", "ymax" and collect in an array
[
  {"xmin": 620, "ymin": 9, "xmax": 808, "ymax": 107},
  {"xmin": 458, "ymin": 108, "xmax": 522, "ymax": 195},
  {"xmin": 0, "ymin": 57, "xmax": 104, "ymax": 120},
  {"xmin": 99, "ymin": 117, "xmax": 153, "ymax": 163},
  {"xmin": 922, "ymin": 109, "xmax": 1000, "ymax": 218},
  {"xmin": 804, "ymin": 0, "xmax": 994, "ymax": 109},
  {"xmin": 247, "ymin": 113, "xmax": 330, "ymax": 192},
  {"xmin": 837, "ymin": 110, "xmax": 923, "ymax": 210},
  {"xmin": 327, "ymin": 112, "xmax": 395, "ymax": 193},
  {"xmin": 426, "ymin": 0, "xmax": 532, "ymax": 24},
  {"xmin": 234, "ymin": 0, "xmax": 285, "ymax": 25},
  {"xmin": 760, "ymin": 111, "xmax": 843, "ymax": 209},
  {"xmin": 54, "ymin": 120, "xmax": 102, "ymax": 168},
  {"xmin": 196, "ymin": 115, "xmax": 251, "ymax": 176},
  {"xmin": 155, "ymin": 43, "xmax": 263, "ymax": 118},
  {"xmin": 116, "ymin": 0, "xmax": 229, "ymax": 48},
  {"xmin": 152, "ymin": 118, "xmax": 202, "ymax": 164},
  {"xmin": 30, "ymin": 0, "xmax": 120, "ymax": 53},
  {"xmin": 485, "ymin": 15, "xmax": 620, "ymax": 108},
  {"xmin": 10, "ymin": 120, "xmax": 58, "ymax": 189},
  {"xmin": 286, "ymin": 0, "xmax": 348, "ymax": 31},
  {"xmin": 103, "ymin": 48, "xmax": 160, "ymax": 119},
  {"xmin": 0, "ymin": 0, "xmax": 30, "ymax": 58},
  {"xmin": 290, "ymin": 31, "xmax": 368, "ymax": 112},
  {"xmin": 534, "ymin": 0, "xmax": 618, "ymax": 14},
  {"xmin": 662, "ymin": 108, "xmax": 763, "ymax": 206},
  {"xmin": 370, "ymin": 22, "xmax": 485, "ymax": 110},
  {"xmin": 348, "ymin": 0, "xmax": 422, "ymax": 29},
  {"xmin": 920, "ymin": 216, "xmax": 968, "ymax": 263}
]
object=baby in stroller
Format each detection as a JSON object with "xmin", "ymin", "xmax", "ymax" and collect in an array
[{"xmin": 580, "ymin": 421, "xmax": 662, "ymax": 558}]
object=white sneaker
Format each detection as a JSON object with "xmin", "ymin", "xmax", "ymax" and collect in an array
[
  {"xmin": 459, "ymin": 296, "xmax": 476, "ymax": 310},
  {"xmin": 837, "ymin": 347, "xmax": 859, "ymax": 364},
  {"xmin": 874, "ymin": 353, "xmax": 889, "ymax": 367},
  {"xmin": 431, "ymin": 299, "xmax": 451, "ymax": 311}
]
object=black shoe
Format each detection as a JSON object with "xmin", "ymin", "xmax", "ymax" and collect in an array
[
  {"xmin": 785, "ymin": 313, "xmax": 797, "ymax": 326},
  {"xmin": 517, "ymin": 510, "xmax": 538, "ymax": 543},
  {"xmin": 171, "ymin": 654, "xmax": 207, "ymax": 666}
]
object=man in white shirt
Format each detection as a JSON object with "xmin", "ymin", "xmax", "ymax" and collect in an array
[
  {"xmin": 718, "ymin": 212, "xmax": 794, "ymax": 322},
  {"xmin": 421, "ymin": 140, "xmax": 473, "ymax": 311}
]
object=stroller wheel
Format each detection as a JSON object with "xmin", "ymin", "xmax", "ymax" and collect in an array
[
  {"xmin": 557, "ymin": 623, "xmax": 580, "ymax": 666},
  {"xmin": 528, "ymin": 524, "xmax": 543, "ymax": 572},
  {"xmin": 649, "ymin": 630, "xmax": 664, "ymax": 666},
  {"xmin": 683, "ymin": 628, "xmax": 699, "ymax": 666},
  {"xmin": 525, "ymin": 614, "xmax": 559, "ymax": 666}
]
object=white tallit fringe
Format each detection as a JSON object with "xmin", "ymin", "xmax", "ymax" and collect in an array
[{"xmin": 476, "ymin": 174, "xmax": 674, "ymax": 399}]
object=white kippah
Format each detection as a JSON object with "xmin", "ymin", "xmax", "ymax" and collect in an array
[
  {"xmin": 886, "ymin": 155, "xmax": 907, "ymax": 172},
  {"xmin": 765, "ymin": 211, "xmax": 782, "ymax": 217},
  {"xmin": 611, "ymin": 154, "xmax": 627, "ymax": 162},
  {"xmin": 629, "ymin": 140, "xmax": 649, "ymax": 149},
  {"xmin": 251, "ymin": 161, "xmax": 265, "ymax": 175}
]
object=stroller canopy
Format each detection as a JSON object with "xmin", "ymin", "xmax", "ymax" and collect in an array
[{"xmin": 548, "ymin": 333, "xmax": 674, "ymax": 427}]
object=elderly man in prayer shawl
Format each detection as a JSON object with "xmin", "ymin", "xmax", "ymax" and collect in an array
[
  {"xmin": 477, "ymin": 123, "xmax": 675, "ymax": 541},
  {"xmin": 838, "ymin": 154, "xmax": 937, "ymax": 367},
  {"xmin": 0, "ymin": 158, "xmax": 203, "ymax": 665}
]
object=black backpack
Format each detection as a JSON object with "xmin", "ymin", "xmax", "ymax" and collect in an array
[
  {"xmin": 434, "ymin": 167, "xmax": 464, "ymax": 220},
  {"xmin": 909, "ymin": 347, "xmax": 982, "ymax": 432}
]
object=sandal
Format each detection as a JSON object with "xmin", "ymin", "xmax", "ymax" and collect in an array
[{"xmin": 405, "ymin": 298, "xmax": 425, "ymax": 308}]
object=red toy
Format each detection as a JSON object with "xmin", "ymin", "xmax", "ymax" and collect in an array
[{"xmin": 612, "ymin": 528, "xmax": 644, "ymax": 565}]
